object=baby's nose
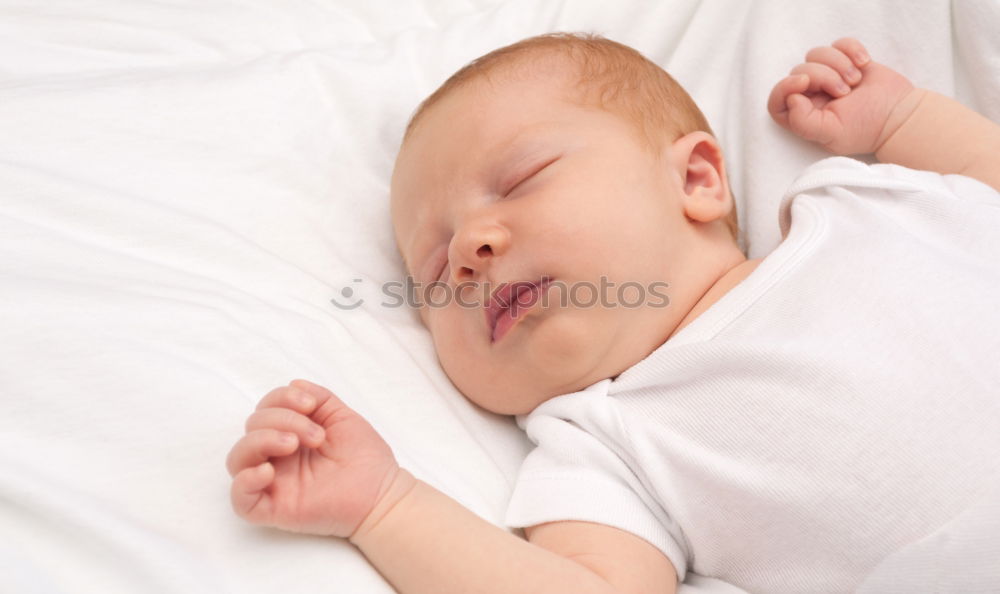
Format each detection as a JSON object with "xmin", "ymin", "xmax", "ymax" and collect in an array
[
  {"xmin": 451, "ymin": 243, "xmax": 494, "ymax": 282},
  {"xmin": 448, "ymin": 221, "xmax": 509, "ymax": 282}
]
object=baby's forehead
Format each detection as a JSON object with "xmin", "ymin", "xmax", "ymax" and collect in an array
[
  {"xmin": 389, "ymin": 64, "xmax": 594, "ymax": 221},
  {"xmin": 409, "ymin": 76, "xmax": 587, "ymax": 152}
]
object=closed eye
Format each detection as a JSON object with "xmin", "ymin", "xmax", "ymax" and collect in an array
[{"xmin": 503, "ymin": 156, "xmax": 559, "ymax": 197}]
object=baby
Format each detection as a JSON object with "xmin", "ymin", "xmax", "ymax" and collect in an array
[{"xmin": 225, "ymin": 33, "xmax": 1000, "ymax": 593}]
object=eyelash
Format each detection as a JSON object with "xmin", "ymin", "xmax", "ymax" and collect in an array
[
  {"xmin": 504, "ymin": 156, "xmax": 558, "ymax": 197},
  {"xmin": 503, "ymin": 174, "xmax": 532, "ymax": 198}
]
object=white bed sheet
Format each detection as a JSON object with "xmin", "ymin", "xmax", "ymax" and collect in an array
[{"xmin": 1, "ymin": 1, "xmax": 996, "ymax": 592}]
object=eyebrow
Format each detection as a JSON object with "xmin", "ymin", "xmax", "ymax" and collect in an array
[{"xmin": 495, "ymin": 127, "xmax": 558, "ymax": 168}]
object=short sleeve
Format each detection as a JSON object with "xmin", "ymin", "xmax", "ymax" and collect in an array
[
  {"xmin": 779, "ymin": 157, "xmax": 1000, "ymax": 256},
  {"xmin": 504, "ymin": 383, "xmax": 690, "ymax": 580}
]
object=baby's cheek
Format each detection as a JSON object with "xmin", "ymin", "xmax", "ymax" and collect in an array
[
  {"xmin": 428, "ymin": 320, "xmax": 466, "ymax": 373},
  {"xmin": 436, "ymin": 345, "xmax": 484, "ymax": 400},
  {"xmin": 526, "ymin": 309, "xmax": 612, "ymax": 391},
  {"xmin": 528, "ymin": 310, "xmax": 586, "ymax": 362}
]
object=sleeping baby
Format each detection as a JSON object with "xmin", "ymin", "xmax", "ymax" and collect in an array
[{"xmin": 225, "ymin": 33, "xmax": 1000, "ymax": 593}]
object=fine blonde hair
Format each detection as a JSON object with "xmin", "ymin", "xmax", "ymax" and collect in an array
[{"xmin": 401, "ymin": 32, "xmax": 740, "ymax": 244}]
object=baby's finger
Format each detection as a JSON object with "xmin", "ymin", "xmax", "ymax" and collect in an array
[
  {"xmin": 246, "ymin": 407, "xmax": 327, "ymax": 448},
  {"xmin": 786, "ymin": 93, "xmax": 836, "ymax": 146},
  {"xmin": 289, "ymin": 379, "xmax": 353, "ymax": 417},
  {"xmin": 768, "ymin": 74, "xmax": 811, "ymax": 127},
  {"xmin": 832, "ymin": 37, "xmax": 871, "ymax": 68},
  {"xmin": 226, "ymin": 428, "xmax": 299, "ymax": 477},
  {"xmin": 805, "ymin": 46, "xmax": 862, "ymax": 85},
  {"xmin": 790, "ymin": 62, "xmax": 851, "ymax": 98},
  {"xmin": 231, "ymin": 462, "xmax": 275, "ymax": 524},
  {"xmin": 255, "ymin": 385, "xmax": 317, "ymax": 415},
  {"xmin": 290, "ymin": 378, "xmax": 341, "ymax": 404}
]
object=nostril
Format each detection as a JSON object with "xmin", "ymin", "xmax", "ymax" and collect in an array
[{"xmin": 476, "ymin": 244, "xmax": 492, "ymax": 258}]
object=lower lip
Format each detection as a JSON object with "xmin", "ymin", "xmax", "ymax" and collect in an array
[{"xmin": 492, "ymin": 281, "xmax": 549, "ymax": 343}]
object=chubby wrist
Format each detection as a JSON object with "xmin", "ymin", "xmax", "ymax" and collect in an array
[
  {"xmin": 349, "ymin": 467, "xmax": 419, "ymax": 545},
  {"xmin": 874, "ymin": 87, "xmax": 928, "ymax": 157}
]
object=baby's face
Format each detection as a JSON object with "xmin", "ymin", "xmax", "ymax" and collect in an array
[{"xmin": 391, "ymin": 72, "xmax": 706, "ymax": 415}]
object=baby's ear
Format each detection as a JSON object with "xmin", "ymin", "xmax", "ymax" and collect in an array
[{"xmin": 669, "ymin": 131, "xmax": 732, "ymax": 224}]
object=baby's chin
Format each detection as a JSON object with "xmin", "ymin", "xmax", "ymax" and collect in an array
[{"xmin": 452, "ymin": 313, "xmax": 622, "ymax": 416}]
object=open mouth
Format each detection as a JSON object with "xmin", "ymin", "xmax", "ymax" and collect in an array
[{"xmin": 485, "ymin": 277, "xmax": 552, "ymax": 343}]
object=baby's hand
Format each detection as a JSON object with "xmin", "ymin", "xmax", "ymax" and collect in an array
[
  {"xmin": 225, "ymin": 379, "xmax": 400, "ymax": 538},
  {"xmin": 768, "ymin": 38, "xmax": 915, "ymax": 155}
]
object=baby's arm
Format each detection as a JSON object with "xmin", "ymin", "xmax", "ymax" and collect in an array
[
  {"xmin": 768, "ymin": 38, "xmax": 1000, "ymax": 191},
  {"xmin": 875, "ymin": 89, "xmax": 1000, "ymax": 191},
  {"xmin": 354, "ymin": 472, "xmax": 677, "ymax": 594},
  {"xmin": 225, "ymin": 379, "xmax": 677, "ymax": 594}
]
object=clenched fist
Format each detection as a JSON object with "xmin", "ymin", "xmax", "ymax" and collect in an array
[
  {"xmin": 225, "ymin": 379, "xmax": 401, "ymax": 538},
  {"xmin": 768, "ymin": 37, "xmax": 917, "ymax": 156}
]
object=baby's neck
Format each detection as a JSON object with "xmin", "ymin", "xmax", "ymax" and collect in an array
[{"xmin": 667, "ymin": 257, "xmax": 763, "ymax": 340}]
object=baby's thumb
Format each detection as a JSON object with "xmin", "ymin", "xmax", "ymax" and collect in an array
[
  {"xmin": 231, "ymin": 462, "xmax": 275, "ymax": 524},
  {"xmin": 786, "ymin": 94, "xmax": 820, "ymax": 142}
]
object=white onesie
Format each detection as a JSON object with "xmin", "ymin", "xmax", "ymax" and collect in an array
[{"xmin": 504, "ymin": 157, "xmax": 1000, "ymax": 593}]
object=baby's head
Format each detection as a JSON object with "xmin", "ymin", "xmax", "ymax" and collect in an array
[{"xmin": 390, "ymin": 32, "xmax": 745, "ymax": 415}]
